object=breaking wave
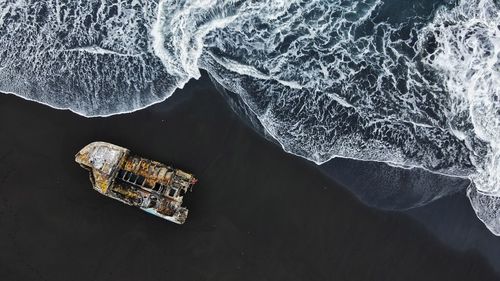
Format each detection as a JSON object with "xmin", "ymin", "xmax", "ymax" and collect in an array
[
  {"xmin": 0, "ymin": 0, "xmax": 183, "ymax": 115},
  {"xmin": 0, "ymin": 0, "xmax": 499, "ymax": 234}
]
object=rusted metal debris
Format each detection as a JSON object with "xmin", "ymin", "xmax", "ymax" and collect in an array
[{"xmin": 75, "ymin": 142, "xmax": 197, "ymax": 224}]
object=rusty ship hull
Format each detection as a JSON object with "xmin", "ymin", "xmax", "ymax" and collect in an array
[{"xmin": 75, "ymin": 142, "xmax": 197, "ymax": 224}]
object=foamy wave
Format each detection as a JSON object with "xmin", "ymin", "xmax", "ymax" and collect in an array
[
  {"xmin": 151, "ymin": 0, "xmax": 239, "ymax": 81},
  {"xmin": 201, "ymin": 0, "xmax": 500, "ymax": 233},
  {"xmin": 202, "ymin": 0, "xmax": 475, "ymax": 173},
  {"xmin": 1, "ymin": 0, "xmax": 499, "ymax": 234},
  {"xmin": 418, "ymin": 0, "xmax": 500, "ymax": 233},
  {"xmin": 0, "ymin": 0, "xmax": 182, "ymax": 116}
]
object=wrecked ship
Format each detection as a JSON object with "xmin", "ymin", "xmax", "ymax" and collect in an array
[{"xmin": 75, "ymin": 142, "xmax": 197, "ymax": 224}]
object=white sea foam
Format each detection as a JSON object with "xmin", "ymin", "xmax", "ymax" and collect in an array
[
  {"xmin": 0, "ymin": 0, "xmax": 499, "ymax": 234},
  {"xmin": 202, "ymin": 0, "xmax": 475, "ymax": 174},
  {"xmin": 418, "ymin": 0, "xmax": 500, "ymax": 234},
  {"xmin": 202, "ymin": 0, "xmax": 499, "ymax": 234},
  {"xmin": 0, "ymin": 0, "xmax": 181, "ymax": 116},
  {"xmin": 151, "ymin": 0, "xmax": 239, "ymax": 81}
]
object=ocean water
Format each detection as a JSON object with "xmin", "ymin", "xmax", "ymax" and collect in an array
[{"xmin": 0, "ymin": 0, "xmax": 499, "ymax": 234}]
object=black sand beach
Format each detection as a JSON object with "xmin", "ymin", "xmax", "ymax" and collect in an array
[{"xmin": 0, "ymin": 75, "xmax": 498, "ymax": 280}]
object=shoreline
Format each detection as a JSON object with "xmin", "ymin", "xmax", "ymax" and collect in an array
[{"xmin": 0, "ymin": 75, "xmax": 498, "ymax": 280}]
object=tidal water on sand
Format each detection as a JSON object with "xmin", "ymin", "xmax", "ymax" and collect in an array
[{"xmin": 0, "ymin": 0, "xmax": 499, "ymax": 244}]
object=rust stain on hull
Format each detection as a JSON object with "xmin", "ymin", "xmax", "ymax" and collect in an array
[{"xmin": 75, "ymin": 142, "xmax": 197, "ymax": 224}]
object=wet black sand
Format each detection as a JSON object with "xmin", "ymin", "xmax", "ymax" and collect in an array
[{"xmin": 0, "ymin": 75, "xmax": 498, "ymax": 281}]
